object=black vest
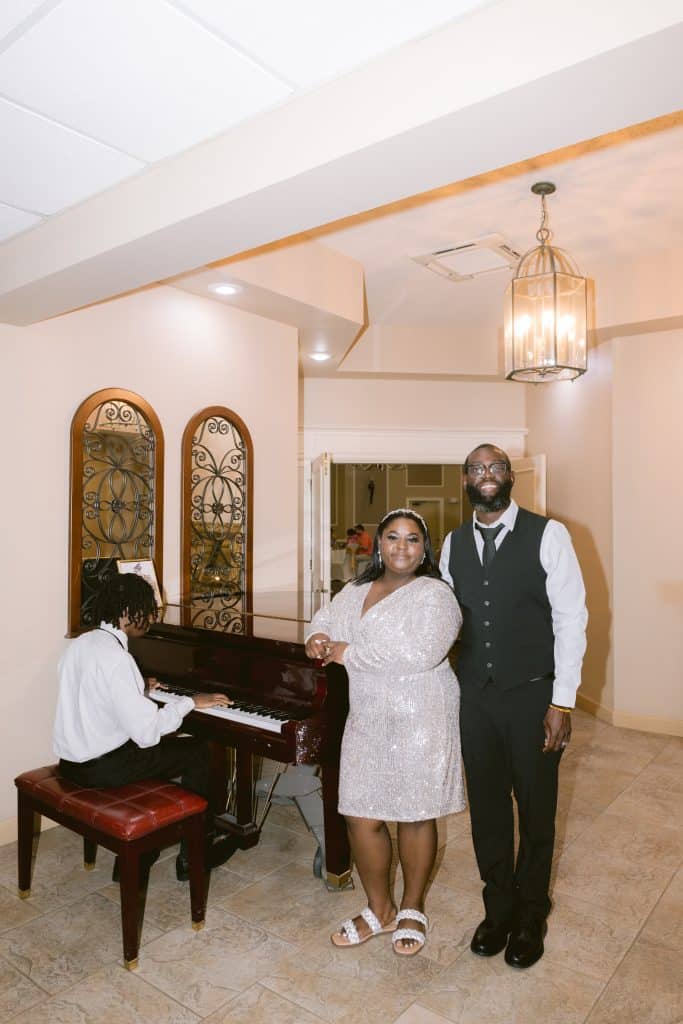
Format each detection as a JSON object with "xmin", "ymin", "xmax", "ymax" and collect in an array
[{"xmin": 448, "ymin": 507, "xmax": 554, "ymax": 689}]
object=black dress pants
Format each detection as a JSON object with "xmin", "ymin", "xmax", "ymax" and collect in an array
[
  {"xmin": 460, "ymin": 677, "xmax": 561, "ymax": 925},
  {"xmin": 59, "ymin": 736, "xmax": 215, "ymax": 844}
]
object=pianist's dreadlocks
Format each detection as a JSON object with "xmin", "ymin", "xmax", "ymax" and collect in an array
[{"xmin": 93, "ymin": 573, "xmax": 159, "ymax": 630}]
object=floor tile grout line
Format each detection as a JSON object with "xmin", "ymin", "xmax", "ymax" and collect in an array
[
  {"xmin": 124, "ymin": 933, "xmax": 304, "ymax": 1021},
  {"xmin": 573, "ymin": 853, "xmax": 683, "ymax": 1024},
  {"xmin": 252, "ymin": 979, "xmax": 329, "ymax": 1023},
  {"xmin": 0, "ymin": 949, "xmax": 54, "ymax": 1001}
]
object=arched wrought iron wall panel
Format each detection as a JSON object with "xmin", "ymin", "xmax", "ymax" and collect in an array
[
  {"xmin": 68, "ymin": 388, "xmax": 164, "ymax": 634},
  {"xmin": 181, "ymin": 406, "xmax": 253, "ymax": 633}
]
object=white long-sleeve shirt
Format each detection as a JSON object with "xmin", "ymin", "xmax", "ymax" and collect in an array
[
  {"xmin": 53, "ymin": 622, "xmax": 195, "ymax": 762},
  {"xmin": 439, "ymin": 500, "xmax": 587, "ymax": 708}
]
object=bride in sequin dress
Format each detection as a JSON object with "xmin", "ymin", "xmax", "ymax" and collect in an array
[{"xmin": 305, "ymin": 509, "xmax": 464, "ymax": 956}]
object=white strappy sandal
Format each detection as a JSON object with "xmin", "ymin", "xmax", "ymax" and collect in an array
[
  {"xmin": 392, "ymin": 909, "xmax": 428, "ymax": 956},
  {"xmin": 331, "ymin": 906, "xmax": 397, "ymax": 947}
]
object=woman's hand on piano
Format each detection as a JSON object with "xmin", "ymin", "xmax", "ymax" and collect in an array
[
  {"xmin": 305, "ymin": 633, "xmax": 330, "ymax": 659},
  {"xmin": 193, "ymin": 692, "xmax": 234, "ymax": 709},
  {"xmin": 146, "ymin": 677, "xmax": 161, "ymax": 691},
  {"xmin": 321, "ymin": 641, "xmax": 348, "ymax": 667}
]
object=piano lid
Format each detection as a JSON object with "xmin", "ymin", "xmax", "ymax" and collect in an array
[{"xmin": 160, "ymin": 591, "xmax": 314, "ymax": 646}]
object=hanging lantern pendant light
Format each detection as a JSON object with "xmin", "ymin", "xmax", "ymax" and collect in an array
[{"xmin": 504, "ymin": 182, "xmax": 588, "ymax": 382}]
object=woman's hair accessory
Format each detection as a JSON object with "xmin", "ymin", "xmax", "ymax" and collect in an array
[{"xmin": 379, "ymin": 507, "xmax": 429, "ymax": 535}]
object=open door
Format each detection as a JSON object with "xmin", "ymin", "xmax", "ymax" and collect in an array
[
  {"xmin": 309, "ymin": 453, "xmax": 332, "ymax": 615},
  {"xmin": 511, "ymin": 454, "xmax": 546, "ymax": 514}
]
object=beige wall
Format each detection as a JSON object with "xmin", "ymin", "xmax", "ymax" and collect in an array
[
  {"xmin": 612, "ymin": 328, "xmax": 683, "ymax": 727},
  {"xmin": 526, "ymin": 341, "xmax": 615, "ymax": 713},
  {"xmin": 527, "ymin": 326, "xmax": 683, "ymax": 734},
  {"xmin": 0, "ymin": 286, "xmax": 299, "ymax": 833},
  {"xmin": 304, "ymin": 378, "xmax": 525, "ymax": 430}
]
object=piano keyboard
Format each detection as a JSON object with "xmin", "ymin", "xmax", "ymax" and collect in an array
[{"xmin": 153, "ymin": 687, "xmax": 285, "ymax": 734}]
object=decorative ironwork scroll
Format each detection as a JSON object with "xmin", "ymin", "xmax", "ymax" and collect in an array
[
  {"xmin": 181, "ymin": 407, "xmax": 253, "ymax": 633},
  {"xmin": 69, "ymin": 389, "xmax": 164, "ymax": 634}
]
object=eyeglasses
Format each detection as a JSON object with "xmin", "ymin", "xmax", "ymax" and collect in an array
[{"xmin": 466, "ymin": 461, "xmax": 510, "ymax": 478}]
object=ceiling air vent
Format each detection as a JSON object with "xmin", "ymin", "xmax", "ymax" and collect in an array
[{"xmin": 412, "ymin": 234, "xmax": 521, "ymax": 282}]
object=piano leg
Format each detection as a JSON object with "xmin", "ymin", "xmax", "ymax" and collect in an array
[
  {"xmin": 320, "ymin": 762, "xmax": 352, "ymax": 889},
  {"xmin": 208, "ymin": 741, "xmax": 229, "ymax": 820},
  {"xmin": 235, "ymin": 747, "xmax": 259, "ymax": 846},
  {"xmin": 211, "ymin": 742, "xmax": 260, "ymax": 848}
]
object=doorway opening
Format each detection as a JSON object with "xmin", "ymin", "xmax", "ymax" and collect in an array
[{"xmin": 329, "ymin": 463, "xmax": 463, "ymax": 596}]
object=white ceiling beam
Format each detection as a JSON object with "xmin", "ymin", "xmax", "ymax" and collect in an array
[{"xmin": 0, "ymin": 2, "xmax": 682, "ymax": 324}]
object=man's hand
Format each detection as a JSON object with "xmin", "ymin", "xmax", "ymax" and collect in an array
[
  {"xmin": 193, "ymin": 692, "xmax": 234, "ymax": 710},
  {"xmin": 543, "ymin": 706, "xmax": 571, "ymax": 753},
  {"xmin": 305, "ymin": 632, "xmax": 330, "ymax": 659}
]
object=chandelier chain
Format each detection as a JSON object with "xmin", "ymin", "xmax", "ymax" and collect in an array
[{"xmin": 535, "ymin": 193, "xmax": 552, "ymax": 246}]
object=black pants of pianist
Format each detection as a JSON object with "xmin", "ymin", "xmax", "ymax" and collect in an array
[{"xmin": 59, "ymin": 735, "xmax": 215, "ymax": 846}]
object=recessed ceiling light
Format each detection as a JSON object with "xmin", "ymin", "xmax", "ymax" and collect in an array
[
  {"xmin": 209, "ymin": 282, "xmax": 241, "ymax": 296},
  {"xmin": 309, "ymin": 352, "xmax": 331, "ymax": 362}
]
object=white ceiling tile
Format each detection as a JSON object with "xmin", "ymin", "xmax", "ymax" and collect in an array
[
  {"xmin": 0, "ymin": 98, "xmax": 143, "ymax": 215},
  {"xmin": 0, "ymin": 200, "xmax": 42, "ymax": 242},
  {"xmin": 0, "ymin": 0, "xmax": 48, "ymax": 45},
  {"xmin": 0, "ymin": 0, "xmax": 292, "ymax": 162},
  {"xmin": 175, "ymin": 0, "xmax": 489, "ymax": 88}
]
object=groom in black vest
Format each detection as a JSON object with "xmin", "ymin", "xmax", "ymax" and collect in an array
[{"xmin": 440, "ymin": 444, "xmax": 587, "ymax": 968}]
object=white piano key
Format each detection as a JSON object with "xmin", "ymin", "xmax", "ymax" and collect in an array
[{"xmin": 153, "ymin": 689, "xmax": 284, "ymax": 734}]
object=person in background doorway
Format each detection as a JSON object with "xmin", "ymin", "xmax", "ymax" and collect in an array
[
  {"xmin": 342, "ymin": 527, "xmax": 359, "ymax": 581},
  {"xmin": 354, "ymin": 524, "xmax": 373, "ymax": 556},
  {"xmin": 354, "ymin": 523, "xmax": 373, "ymax": 575}
]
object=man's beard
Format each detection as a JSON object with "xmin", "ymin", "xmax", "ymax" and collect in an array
[{"xmin": 465, "ymin": 479, "xmax": 513, "ymax": 513}]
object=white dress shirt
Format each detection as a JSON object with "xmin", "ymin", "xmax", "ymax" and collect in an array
[
  {"xmin": 439, "ymin": 500, "xmax": 587, "ymax": 708},
  {"xmin": 53, "ymin": 622, "xmax": 195, "ymax": 762}
]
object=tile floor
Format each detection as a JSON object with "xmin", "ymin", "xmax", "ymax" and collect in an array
[{"xmin": 0, "ymin": 710, "xmax": 681, "ymax": 1023}]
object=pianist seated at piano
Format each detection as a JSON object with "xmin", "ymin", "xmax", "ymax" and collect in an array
[
  {"xmin": 53, "ymin": 573, "xmax": 238, "ymax": 881},
  {"xmin": 305, "ymin": 509, "xmax": 464, "ymax": 957}
]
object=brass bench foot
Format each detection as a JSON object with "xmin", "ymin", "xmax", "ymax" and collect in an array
[
  {"xmin": 84, "ymin": 862, "xmax": 96, "ymax": 871},
  {"xmin": 124, "ymin": 958, "xmax": 138, "ymax": 971},
  {"xmin": 18, "ymin": 889, "xmax": 31, "ymax": 899},
  {"xmin": 192, "ymin": 920, "xmax": 205, "ymax": 932}
]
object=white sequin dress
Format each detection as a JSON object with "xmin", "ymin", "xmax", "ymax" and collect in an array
[{"xmin": 306, "ymin": 577, "xmax": 465, "ymax": 821}]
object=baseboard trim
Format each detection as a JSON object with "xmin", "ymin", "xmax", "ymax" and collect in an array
[
  {"xmin": 577, "ymin": 693, "xmax": 683, "ymax": 737},
  {"xmin": 0, "ymin": 814, "xmax": 59, "ymax": 848}
]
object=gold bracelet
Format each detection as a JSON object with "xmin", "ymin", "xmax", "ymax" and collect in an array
[{"xmin": 549, "ymin": 703, "xmax": 572, "ymax": 713}]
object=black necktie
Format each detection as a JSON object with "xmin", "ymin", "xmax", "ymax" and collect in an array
[{"xmin": 476, "ymin": 523, "xmax": 505, "ymax": 570}]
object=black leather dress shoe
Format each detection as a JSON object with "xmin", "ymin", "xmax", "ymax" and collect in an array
[
  {"xmin": 504, "ymin": 919, "xmax": 548, "ymax": 968},
  {"xmin": 470, "ymin": 918, "xmax": 512, "ymax": 957},
  {"xmin": 175, "ymin": 835, "xmax": 238, "ymax": 881},
  {"xmin": 111, "ymin": 849, "xmax": 160, "ymax": 883}
]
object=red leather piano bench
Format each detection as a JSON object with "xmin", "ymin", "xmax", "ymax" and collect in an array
[{"xmin": 15, "ymin": 765, "xmax": 208, "ymax": 970}]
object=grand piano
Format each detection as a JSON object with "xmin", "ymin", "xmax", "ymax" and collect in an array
[{"xmin": 128, "ymin": 608, "xmax": 352, "ymax": 889}]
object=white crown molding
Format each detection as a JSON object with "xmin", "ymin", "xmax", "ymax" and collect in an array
[{"xmin": 302, "ymin": 425, "xmax": 527, "ymax": 462}]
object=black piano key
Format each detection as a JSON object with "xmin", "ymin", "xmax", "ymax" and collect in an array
[{"xmin": 156, "ymin": 685, "xmax": 312, "ymax": 724}]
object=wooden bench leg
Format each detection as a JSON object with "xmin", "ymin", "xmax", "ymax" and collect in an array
[
  {"xmin": 186, "ymin": 813, "xmax": 207, "ymax": 930},
  {"xmin": 17, "ymin": 792, "xmax": 35, "ymax": 898},
  {"xmin": 118, "ymin": 847, "xmax": 141, "ymax": 969},
  {"xmin": 83, "ymin": 838, "xmax": 98, "ymax": 870}
]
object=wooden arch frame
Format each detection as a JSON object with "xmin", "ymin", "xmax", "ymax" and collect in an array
[
  {"xmin": 181, "ymin": 406, "xmax": 254, "ymax": 616},
  {"xmin": 68, "ymin": 387, "xmax": 164, "ymax": 635}
]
